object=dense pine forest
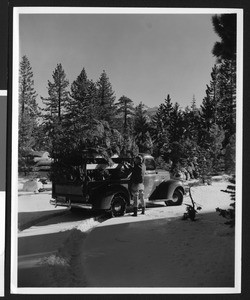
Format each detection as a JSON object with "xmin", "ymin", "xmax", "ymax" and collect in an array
[{"xmin": 18, "ymin": 14, "xmax": 236, "ymax": 178}]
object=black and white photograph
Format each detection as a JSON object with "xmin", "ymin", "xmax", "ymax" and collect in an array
[{"xmin": 11, "ymin": 7, "xmax": 243, "ymax": 294}]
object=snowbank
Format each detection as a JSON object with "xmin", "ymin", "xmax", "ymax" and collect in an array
[{"xmin": 22, "ymin": 179, "xmax": 43, "ymax": 193}]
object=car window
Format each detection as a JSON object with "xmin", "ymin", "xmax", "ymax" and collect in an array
[{"xmin": 144, "ymin": 158, "xmax": 156, "ymax": 171}]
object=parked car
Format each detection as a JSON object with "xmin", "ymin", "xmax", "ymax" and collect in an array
[{"xmin": 50, "ymin": 153, "xmax": 185, "ymax": 217}]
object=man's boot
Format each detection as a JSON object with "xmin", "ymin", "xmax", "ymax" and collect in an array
[
  {"xmin": 132, "ymin": 207, "xmax": 137, "ymax": 216},
  {"xmin": 141, "ymin": 207, "xmax": 145, "ymax": 215}
]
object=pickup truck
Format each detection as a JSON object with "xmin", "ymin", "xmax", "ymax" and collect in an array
[{"xmin": 50, "ymin": 154, "xmax": 185, "ymax": 217}]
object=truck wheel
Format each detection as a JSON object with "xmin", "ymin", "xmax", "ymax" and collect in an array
[
  {"xmin": 110, "ymin": 193, "xmax": 127, "ymax": 217},
  {"xmin": 165, "ymin": 189, "xmax": 183, "ymax": 206}
]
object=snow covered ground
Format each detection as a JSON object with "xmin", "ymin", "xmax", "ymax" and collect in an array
[
  {"xmin": 16, "ymin": 180, "xmax": 238, "ymax": 293},
  {"xmin": 18, "ymin": 177, "xmax": 67, "ymax": 231},
  {"xmin": 80, "ymin": 181, "xmax": 235, "ymax": 289}
]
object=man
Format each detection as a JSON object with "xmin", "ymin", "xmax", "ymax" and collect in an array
[{"xmin": 130, "ymin": 155, "xmax": 146, "ymax": 216}]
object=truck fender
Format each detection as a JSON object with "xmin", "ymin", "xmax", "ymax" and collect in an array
[
  {"xmin": 91, "ymin": 184, "xmax": 130, "ymax": 210},
  {"xmin": 149, "ymin": 179, "xmax": 184, "ymax": 201}
]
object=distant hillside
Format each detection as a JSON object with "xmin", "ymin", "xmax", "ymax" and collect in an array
[{"xmin": 146, "ymin": 106, "xmax": 158, "ymax": 117}]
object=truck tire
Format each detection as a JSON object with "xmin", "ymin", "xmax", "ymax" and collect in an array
[
  {"xmin": 110, "ymin": 193, "xmax": 127, "ymax": 217},
  {"xmin": 165, "ymin": 189, "xmax": 183, "ymax": 206}
]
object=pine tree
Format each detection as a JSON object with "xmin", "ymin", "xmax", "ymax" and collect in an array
[
  {"xmin": 86, "ymin": 80, "xmax": 99, "ymax": 124},
  {"xmin": 115, "ymin": 96, "xmax": 134, "ymax": 135},
  {"xmin": 169, "ymin": 102, "xmax": 184, "ymax": 143},
  {"xmin": 19, "ymin": 55, "xmax": 39, "ymax": 121},
  {"xmin": 162, "ymin": 94, "xmax": 174, "ymax": 126},
  {"xmin": 109, "ymin": 128, "xmax": 124, "ymax": 156},
  {"xmin": 18, "ymin": 112, "xmax": 36, "ymax": 173},
  {"xmin": 224, "ymin": 133, "xmax": 235, "ymax": 174},
  {"xmin": 151, "ymin": 103, "xmax": 169, "ymax": 157},
  {"xmin": 18, "ymin": 55, "xmax": 39, "ymax": 172},
  {"xmin": 41, "ymin": 64, "xmax": 70, "ymax": 155},
  {"xmin": 169, "ymin": 99, "xmax": 201, "ymax": 174},
  {"xmin": 182, "ymin": 105, "xmax": 200, "ymax": 142},
  {"xmin": 96, "ymin": 70, "xmax": 116, "ymax": 124},
  {"xmin": 133, "ymin": 102, "xmax": 153, "ymax": 153},
  {"xmin": 200, "ymin": 65, "xmax": 220, "ymax": 148},
  {"xmin": 151, "ymin": 95, "xmax": 174, "ymax": 157},
  {"xmin": 41, "ymin": 63, "xmax": 70, "ymax": 122},
  {"xmin": 216, "ymin": 60, "xmax": 236, "ymax": 144},
  {"xmin": 201, "ymin": 67, "xmax": 219, "ymax": 126},
  {"xmin": 212, "ymin": 13, "xmax": 236, "ymax": 147},
  {"xmin": 212, "ymin": 14, "xmax": 236, "ymax": 62},
  {"xmin": 66, "ymin": 68, "xmax": 98, "ymax": 137},
  {"xmin": 209, "ymin": 124, "xmax": 225, "ymax": 173},
  {"xmin": 191, "ymin": 95, "xmax": 197, "ymax": 112},
  {"xmin": 68, "ymin": 67, "xmax": 89, "ymax": 125},
  {"xmin": 199, "ymin": 61, "xmax": 236, "ymax": 175}
]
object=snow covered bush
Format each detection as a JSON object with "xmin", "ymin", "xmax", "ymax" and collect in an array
[{"xmin": 216, "ymin": 176, "xmax": 235, "ymax": 227}]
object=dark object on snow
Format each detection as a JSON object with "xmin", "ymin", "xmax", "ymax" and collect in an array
[
  {"xmin": 216, "ymin": 176, "xmax": 235, "ymax": 227},
  {"xmin": 182, "ymin": 186, "xmax": 202, "ymax": 221}
]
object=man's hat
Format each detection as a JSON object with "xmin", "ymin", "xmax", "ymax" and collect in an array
[{"xmin": 135, "ymin": 155, "xmax": 143, "ymax": 163}]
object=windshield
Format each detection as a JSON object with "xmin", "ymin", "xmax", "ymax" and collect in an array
[{"xmin": 144, "ymin": 157, "xmax": 156, "ymax": 171}]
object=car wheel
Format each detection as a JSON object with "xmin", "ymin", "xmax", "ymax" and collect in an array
[
  {"xmin": 165, "ymin": 189, "xmax": 183, "ymax": 206},
  {"xmin": 110, "ymin": 193, "xmax": 127, "ymax": 217}
]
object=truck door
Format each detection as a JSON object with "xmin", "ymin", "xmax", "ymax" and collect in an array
[{"xmin": 143, "ymin": 157, "xmax": 162, "ymax": 199}]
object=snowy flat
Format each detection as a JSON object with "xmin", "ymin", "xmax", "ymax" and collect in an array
[
  {"xmin": 81, "ymin": 182, "xmax": 235, "ymax": 288},
  {"xmin": 16, "ymin": 181, "xmax": 236, "ymax": 290}
]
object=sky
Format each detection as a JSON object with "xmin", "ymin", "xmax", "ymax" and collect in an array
[{"xmin": 19, "ymin": 12, "xmax": 219, "ymax": 109}]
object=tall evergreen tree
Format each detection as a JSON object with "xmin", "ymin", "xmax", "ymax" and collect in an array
[
  {"xmin": 67, "ymin": 68, "xmax": 98, "ymax": 133},
  {"xmin": 212, "ymin": 14, "xmax": 236, "ymax": 62},
  {"xmin": 41, "ymin": 63, "xmax": 70, "ymax": 122},
  {"xmin": 109, "ymin": 128, "xmax": 124, "ymax": 156},
  {"xmin": 201, "ymin": 66, "xmax": 219, "ymax": 128},
  {"xmin": 69, "ymin": 67, "xmax": 89, "ymax": 124},
  {"xmin": 151, "ymin": 94, "xmax": 174, "ymax": 157},
  {"xmin": 216, "ymin": 60, "xmax": 236, "ymax": 144},
  {"xmin": 162, "ymin": 94, "xmax": 174, "ymax": 126},
  {"xmin": 71, "ymin": 67, "xmax": 89, "ymax": 100},
  {"xmin": 85, "ymin": 80, "xmax": 99, "ymax": 124},
  {"xmin": 96, "ymin": 70, "xmax": 116, "ymax": 124},
  {"xmin": 18, "ymin": 55, "xmax": 39, "ymax": 172},
  {"xmin": 19, "ymin": 55, "xmax": 39, "ymax": 121},
  {"xmin": 169, "ymin": 102, "xmax": 184, "ymax": 143},
  {"xmin": 211, "ymin": 14, "xmax": 237, "ymax": 170},
  {"xmin": 115, "ymin": 96, "xmax": 134, "ymax": 135},
  {"xmin": 200, "ymin": 65, "xmax": 220, "ymax": 148},
  {"xmin": 209, "ymin": 123, "xmax": 226, "ymax": 173},
  {"xmin": 133, "ymin": 102, "xmax": 153, "ymax": 153},
  {"xmin": 151, "ymin": 103, "xmax": 169, "ymax": 157},
  {"xmin": 182, "ymin": 104, "xmax": 200, "ymax": 142},
  {"xmin": 41, "ymin": 64, "xmax": 70, "ymax": 155},
  {"xmin": 191, "ymin": 95, "xmax": 198, "ymax": 112},
  {"xmin": 224, "ymin": 134, "xmax": 236, "ymax": 173}
]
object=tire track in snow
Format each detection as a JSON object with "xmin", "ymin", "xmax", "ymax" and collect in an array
[{"xmin": 38, "ymin": 214, "xmax": 109, "ymax": 287}]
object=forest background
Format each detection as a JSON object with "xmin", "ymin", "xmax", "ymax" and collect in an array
[{"xmin": 18, "ymin": 14, "xmax": 237, "ymax": 178}]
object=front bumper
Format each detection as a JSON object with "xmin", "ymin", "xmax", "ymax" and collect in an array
[{"xmin": 50, "ymin": 198, "xmax": 70, "ymax": 208}]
